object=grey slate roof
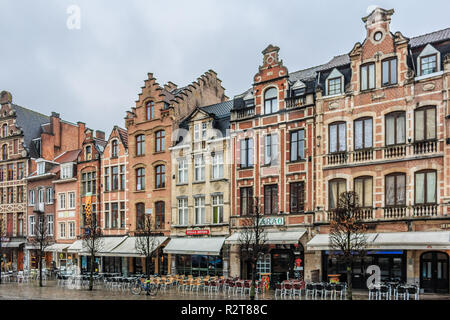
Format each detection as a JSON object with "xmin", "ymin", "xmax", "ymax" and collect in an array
[
  {"xmin": 409, "ymin": 27, "xmax": 450, "ymax": 48},
  {"xmin": 11, "ymin": 104, "xmax": 49, "ymax": 157},
  {"xmin": 200, "ymin": 100, "xmax": 233, "ymax": 118}
]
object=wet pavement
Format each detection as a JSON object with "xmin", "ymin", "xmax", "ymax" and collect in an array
[{"xmin": 0, "ymin": 280, "xmax": 449, "ymax": 300}]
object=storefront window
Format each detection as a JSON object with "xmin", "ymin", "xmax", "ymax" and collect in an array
[{"xmin": 176, "ymin": 254, "xmax": 222, "ymax": 276}]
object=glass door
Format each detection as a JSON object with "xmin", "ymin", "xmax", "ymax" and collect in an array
[{"xmin": 421, "ymin": 252, "xmax": 449, "ymax": 293}]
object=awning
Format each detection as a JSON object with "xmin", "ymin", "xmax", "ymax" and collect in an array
[
  {"xmin": 1, "ymin": 241, "xmax": 24, "ymax": 248},
  {"xmin": 89, "ymin": 236, "xmax": 128, "ymax": 256},
  {"xmin": 307, "ymin": 231, "xmax": 450, "ymax": 251},
  {"xmin": 67, "ymin": 240, "xmax": 83, "ymax": 253},
  {"xmin": 225, "ymin": 228, "xmax": 307, "ymax": 245},
  {"xmin": 163, "ymin": 237, "xmax": 226, "ymax": 256},
  {"xmin": 44, "ymin": 243, "xmax": 71, "ymax": 252},
  {"xmin": 104, "ymin": 236, "xmax": 168, "ymax": 257}
]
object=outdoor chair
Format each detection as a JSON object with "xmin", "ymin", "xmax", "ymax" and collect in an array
[
  {"xmin": 282, "ymin": 282, "xmax": 293, "ymax": 298},
  {"xmin": 324, "ymin": 283, "xmax": 334, "ymax": 299},
  {"xmin": 406, "ymin": 286, "xmax": 420, "ymax": 300},
  {"xmin": 292, "ymin": 282, "xmax": 303, "ymax": 299},
  {"xmin": 378, "ymin": 284, "xmax": 391, "ymax": 300},
  {"xmin": 334, "ymin": 283, "xmax": 346, "ymax": 300},
  {"xmin": 395, "ymin": 286, "xmax": 408, "ymax": 300},
  {"xmin": 368, "ymin": 286, "xmax": 378, "ymax": 300},
  {"xmin": 305, "ymin": 283, "xmax": 315, "ymax": 299},
  {"xmin": 314, "ymin": 283, "xmax": 325, "ymax": 299}
]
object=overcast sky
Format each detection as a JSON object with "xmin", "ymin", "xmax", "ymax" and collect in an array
[{"xmin": 1, "ymin": 0, "xmax": 449, "ymax": 134}]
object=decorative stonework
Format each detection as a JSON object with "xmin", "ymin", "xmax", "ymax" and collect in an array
[{"xmin": 423, "ymin": 83, "xmax": 436, "ymax": 91}]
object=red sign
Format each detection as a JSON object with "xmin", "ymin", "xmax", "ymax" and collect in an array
[{"xmin": 185, "ymin": 229, "xmax": 210, "ymax": 236}]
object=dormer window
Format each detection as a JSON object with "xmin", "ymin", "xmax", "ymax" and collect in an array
[
  {"xmin": 61, "ymin": 163, "xmax": 73, "ymax": 179},
  {"xmin": 146, "ymin": 101, "xmax": 154, "ymax": 120},
  {"xmin": 244, "ymin": 99, "xmax": 254, "ymax": 107},
  {"xmin": 328, "ymin": 78, "xmax": 342, "ymax": 95},
  {"xmin": 264, "ymin": 87, "xmax": 278, "ymax": 114},
  {"xmin": 111, "ymin": 139, "xmax": 118, "ymax": 158},
  {"xmin": 420, "ymin": 54, "xmax": 437, "ymax": 76},
  {"xmin": 201, "ymin": 122, "xmax": 207, "ymax": 139},
  {"xmin": 85, "ymin": 145, "xmax": 92, "ymax": 160},
  {"xmin": 293, "ymin": 88, "xmax": 305, "ymax": 97},
  {"xmin": 361, "ymin": 63, "xmax": 375, "ymax": 91},
  {"xmin": 37, "ymin": 162, "xmax": 45, "ymax": 175},
  {"xmin": 325, "ymin": 68, "xmax": 344, "ymax": 96}
]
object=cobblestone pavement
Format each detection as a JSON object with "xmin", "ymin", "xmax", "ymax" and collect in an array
[{"xmin": 0, "ymin": 280, "xmax": 449, "ymax": 300}]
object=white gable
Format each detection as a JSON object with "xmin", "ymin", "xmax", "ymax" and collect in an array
[
  {"xmin": 417, "ymin": 43, "xmax": 441, "ymax": 75},
  {"xmin": 291, "ymin": 80, "xmax": 306, "ymax": 90},
  {"xmin": 325, "ymin": 68, "xmax": 344, "ymax": 96}
]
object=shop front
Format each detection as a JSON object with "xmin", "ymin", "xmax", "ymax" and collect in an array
[
  {"xmin": 225, "ymin": 228, "xmax": 307, "ymax": 285},
  {"xmin": 163, "ymin": 237, "xmax": 226, "ymax": 276},
  {"xmin": 1, "ymin": 239, "xmax": 25, "ymax": 271}
]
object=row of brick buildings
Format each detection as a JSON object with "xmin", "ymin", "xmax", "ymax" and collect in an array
[{"xmin": 1, "ymin": 7, "xmax": 449, "ymax": 293}]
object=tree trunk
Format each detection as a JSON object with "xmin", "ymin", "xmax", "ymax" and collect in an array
[
  {"xmin": 89, "ymin": 254, "xmax": 94, "ymax": 291},
  {"xmin": 146, "ymin": 256, "xmax": 150, "ymax": 278},
  {"xmin": 250, "ymin": 261, "xmax": 256, "ymax": 300},
  {"xmin": 346, "ymin": 265, "xmax": 352, "ymax": 300},
  {"xmin": 39, "ymin": 251, "xmax": 43, "ymax": 287}
]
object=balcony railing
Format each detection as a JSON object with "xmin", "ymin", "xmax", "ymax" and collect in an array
[
  {"xmin": 326, "ymin": 207, "xmax": 374, "ymax": 222},
  {"xmin": 351, "ymin": 148, "xmax": 374, "ymax": 162},
  {"xmin": 234, "ymin": 107, "xmax": 255, "ymax": 120},
  {"xmin": 285, "ymin": 96, "xmax": 306, "ymax": 109},
  {"xmin": 412, "ymin": 204, "xmax": 438, "ymax": 217},
  {"xmin": 383, "ymin": 144, "xmax": 407, "ymax": 159},
  {"xmin": 327, "ymin": 152, "xmax": 348, "ymax": 165},
  {"xmin": 383, "ymin": 206, "xmax": 408, "ymax": 219},
  {"xmin": 413, "ymin": 140, "xmax": 438, "ymax": 155}
]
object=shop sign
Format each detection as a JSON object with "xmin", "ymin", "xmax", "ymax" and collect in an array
[
  {"xmin": 259, "ymin": 217, "xmax": 284, "ymax": 226},
  {"xmin": 185, "ymin": 229, "xmax": 210, "ymax": 236}
]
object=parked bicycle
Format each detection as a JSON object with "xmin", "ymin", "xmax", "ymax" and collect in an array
[{"xmin": 130, "ymin": 277, "xmax": 158, "ymax": 296}]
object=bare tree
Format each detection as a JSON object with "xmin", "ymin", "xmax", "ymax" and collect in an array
[
  {"xmin": 329, "ymin": 191, "xmax": 368, "ymax": 300},
  {"xmin": 29, "ymin": 210, "xmax": 53, "ymax": 287},
  {"xmin": 81, "ymin": 200, "xmax": 103, "ymax": 291},
  {"xmin": 135, "ymin": 214, "xmax": 160, "ymax": 278},
  {"xmin": 238, "ymin": 197, "xmax": 268, "ymax": 300}
]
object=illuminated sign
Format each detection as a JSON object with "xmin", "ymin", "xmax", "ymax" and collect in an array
[{"xmin": 185, "ymin": 229, "xmax": 210, "ymax": 236}]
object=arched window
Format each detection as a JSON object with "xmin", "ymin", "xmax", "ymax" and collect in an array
[
  {"xmin": 146, "ymin": 101, "xmax": 154, "ymax": 120},
  {"xmin": 155, "ymin": 165, "xmax": 165, "ymax": 189},
  {"xmin": 415, "ymin": 170, "xmax": 437, "ymax": 204},
  {"xmin": 155, "ymin": 130, "xmax": 165, "ymax": 152},
  {"xmin": 2, "ymin": 144, "xmax": 7, "ymax": 160},
  {"xmin": 2, "ymin": 124, "xmax": 7, "ymax": 138},
  {"xmin": 111, "ymin": 140, "xmax": 118, "ymax": 158},
  {"xmin": 136, "ymin": 134, "xmax": 145, "ymax": 156},
  {"xmin": 136, "ymin": 203, "xmax": 145, "ymax": 230},
  {"xmin": 385, "ymin": 173, "xmax": 406, "ymax": 206},
  {"xmin": 155, "ymin": 201, "xmax": 165, "ymax": 229},
  {"xmin": 264, "ymin": 87, "xmax": 278, "ymax": 114},
  {"xmin": 354, "ymin": 176, "xmax": 373, "ymax": 207},
  {"xmin": 136, "ymin": 167, "xmax": 145, "ymax": 191},
  {"xmin": 85, "ymin": 145, "xmax": 92, "ymax": 160},
  {"xmin": 329, "ymin": 178, "xmax": 346, "ymax": 209}
]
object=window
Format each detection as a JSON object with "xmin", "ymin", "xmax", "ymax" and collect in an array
[
  {"xmin": 104, "ymin": 203, "xmax": 110, "ymax": 228},
  {"xmin": 17, "ymin": 214, "xmax": 23, "ymax": 236},
  {"xmin": 178, "ymin": 198, "xmax": 188, "ymax": 225},
  {"xmin": 37, "ymin": 162, "xmax": 45, "ymax": 175},
  {"xmin": 17, "ymin": 186, "xmax": 23, "ymax": 203},
  {"xmin": 155, "ymin": 130, "xmax": 165, "ymax": 152},
  {"xmin": 290, "ymin": 130, "xmax": 305, "ymax": 161},
  {"xmin": 104, "ymin": 167, "xmax": 110, "ymax": 191},
  {"xmin": 1, "ymin": 144, "xmax": 7, "ymax": 160},
  {"xmin": 386, "ymin": 112, "xmax": 406, "ymax": 145},
  {"xmin": 0, "ymin": 166, "xmax": 3, "ymax": 181},
  {"xmin": 136, "ymin": 203, "xmax": 145, "ymax": 230},
  {"xmin": 354, "ymin": 118, "xmax": 373, "ymax": 150},
  {"xmin": 354, "ymin": 176, "xmax": 373, "ymax": 207},
  {"xmin": 240, "ymin": 138, "xmax": 253, "ymax": 168},
  {"xmin": 385, "ymin": 173, "xmax": 406, "ymax": 206},
  {"xmin": 328, "ymin": 77, "xmax": 342, "ymax": 95},
  {"xmin": 155, "ymin": 201, "xmax": 165, "ymax": 229},
  {"xmin": 155, "ymin": 165, "xmax": 165, "ymax": 188},
  {"xmin": 194, "ymin": 196, "xmax": 205, "ymax": 225},
  {"xmin": 136, "ymin": 135, "xmax": 145, "ymax": 156},
  {"xmin": 46, "ymin": 188, "xmax": 53, "ymax": 204},
  {"xmin": 264, "ymin": 185, "xmax": 278, "ymax": 215},
  {"xmin": 2, "ymin": 124, "xmax": 7, "ymax": 137},
  {"xmin": 7, "ymin": 187, "xmax": 13, "ymax": 203},
  {"xmin": 85, "ymin": 145, "xmax": 92, "ymax": 160},
  {"xmin": 61, "ymin": 163, "xmax": 73, "ymax": 179},
  {"xmin": 146, "ymin": 101, "xmax": 154, "ymax": 120},
  {"xmin": 82, "ymin": 171, "xmax": 97, "ymax": 195},
  {"xmin": 68, "ymin": 192, "xmax": 75, "ymax": 209},
  {"xmin": 47, "ymin": 215, "xmax": 54, "ymax": 236},
  {"xmin": 7, "ymin": 164, "xmax": 14, "ymax": 180},
  {"xmin": 240, "ymin": 187, "xmax": 253, "ymax": 216},
  {"xmin": 29, "ymin": 216, "xmax": 36, "ymax": 236},
  {"xmin": 111, "ymin": 202, "xmax": 118, "ymax": 229},
  {"xmin": 59, "ymin": 222, "xmax": 66, "ymax": 238},
  {"xmin": 13, "ymin": 139, "xmax": 18, "ymax": 154},
  {"xmin": 111, "ymin": 166, "xmax": 119, "ymax": 190},
  {"xmin": 290, "ymin": 182, "xmax": 305, "ymax": 214},
  {"xmin": 136, "ymin": 168, "xmax": 145, "ymax": 191},
  {"xmin": 120, "ymin": 165, "xmax": 125, "ymax": 190},
  {"xmin": 29, "ymin": 190, "xmax": 35, "ymax": 205},
  {"xmin": 178, "ymin": 158, "xmax": 188, "ymax": 184},
  {"xmin": 68, "ymin": 222, "xmax": 75, "ymax": 238},
  {"xmin": 194, "ymin": 124, "xmax": 200, "ymax": 141},
  {"xmin": 415, "ymin": 106, "xmax": 436, "ymax": 141},
  {"xmin": 329, "ymin": 179, "xmax": 346, "ymax": 210},
  {"xmin": 194, "ymin": 156, "xmax": 205, "ymax": 181},
  {"xmin": 264, "ymin": 87, "xmax": 278, "ymax": 114},
  {"xmin": 202, "ymin": 122, "xmax": 207, "ymax": 139},
  {"xmin": 111, "ymin": 140, "xmax": 118, "ymax": 158},
  {"xmin": 329, "ymin": 122, "xmax": 346, "ymax": 153},
  {"xmin": 420, "ymin": 54, "xmax": 437, "ymax": 76},
  {"xmin": 212, "ymin": 194, "xmax": 223, "ymax": 224},
  {"xmin": 212, "ymin": 152, "xmax": 224, "ymax": 179},
  {"xmin": 361, "ymin": 63, "xmax": 375, "ymax": 91},
  {"xmin": 38, "ymin": 188, "xmax": 45, "ymax": 204},
  {"xmin": 264, "ymin": 134, "xmax": 278, "ymax": 165},
  {"xmin": 59, "ymin": 193, "xmax": 66, "ymax": 209},
  {"xmin": 415, "ymin": 170, "xmax": 436, "ymax": 204},
  {"xmin": 0, "ymin": 188, "xmax": 3, "ymax": 204},
  {"xmin": 382, "ymin": 58, "xmax": 397, "ymax": 86},
  {"xmin": 120, "ymin": 202, "xmax": 125, "ymax": 228}
]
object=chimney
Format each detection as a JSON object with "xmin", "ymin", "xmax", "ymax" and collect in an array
[
  {"xmin": 50, "ymin": 112, "xmax": 61, "ymax": 148},
  {"xmin": 0, "ymin": 91, "xmax": 12, "ymax": 105},
  {"xmin": 95, "ymin": 130, "xmax": 105, "ymax": 141},
  {"xmin": 77, "ymin": 121, "xmax": 86, "ymax": 149}
]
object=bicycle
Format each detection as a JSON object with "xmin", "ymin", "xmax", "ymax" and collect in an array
[{"xmin": 130, "ymin": 277, "xmax": 158, "ymax": 296}]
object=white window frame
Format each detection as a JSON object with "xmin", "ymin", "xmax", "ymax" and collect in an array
[
  {"xmin": 58, "ymin": 193, "xmax": 66, "ymax": 210},
  {"xmin": 178, "ymin": 198, "xmax": 188, "ymax": 226},
  {"xmin": 61, "ymin": 163, "xmax": 73, "ymax": 179},
  {"xmin": 194, "ymin": 196, "xmax": 205, "ymax": 225},
  {"xmin": 325, "ymin": 68, "xmax": 344, "ymax": 96},
  {"xmin": 59, "ymin": 222, "xmax": 66, "ymax": 239},
  {"xmin": 212, "ymin": 194, "xmax": 224, "ymax": 224},
  {"xmin": 29, "ymin": 216, "xmax": 36, "ymax": 236},
  {"xmin": 47, "ymin": 214, "xmax": 54, "ymax": 236},
  {"xmin": 194, "ymin": 155, "xmax": 205, "ymax": 182},
  {"xmin": 29, "ymin": 190, "xmax": 35, "ymax": 206},
  {"xmin": 201, "ymin": 122, "xmax": 207, "ymax": 139},
  {"xmin": 194, "ymin": 124, "xmax": 200, "ymax": 141},
  {"xmin": 46, "ymin": 188, "xmax": 53, "ymax": 204},
  {"xmin": 68, "ymin": 221, "xmax": 75, "ymax": 239},
  {"xmin": 178, "ymin": 158, "xmax": 188, "ymax": 184},
  {"xmin": 37, "ymin": 162, "xmax": 45, "ymax": 175},
  {"xmin": 417, "ymin": 44, "xmax": 441, "ymax": 77},
  {"xmin": 212, "ymin": 152, "xmax": 224, "ymax": 179},
  {"xmin": 68, "ymin": 192, "xmax": 76, "ymax": 209},
  {"xmin": 38, "ymin": 188, "xmax": 45, "ymax": 204}
]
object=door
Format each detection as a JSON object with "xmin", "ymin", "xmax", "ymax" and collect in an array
[
  {"xmin": 17, "ymin": 250, "xmax": 24, "ymax": 271},
  {"xmin": 271, "ymin": 250, "xmax": 294, "ymax": 284},
  {"xmin": 421, "ymin": 252, "xmax": 449, "ymax": 293}
]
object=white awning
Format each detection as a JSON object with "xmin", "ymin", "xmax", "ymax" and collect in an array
[
  {"xmin": 1, "ymin": 241, "xmax": 24, "ymax": 248},
  {"xmin": 44, "ymin": 243, "xmax": 71, "ymax": 252},
  {"xmin": 225, "ymin": 228, "xmax": 307, "ymax": 245},
  {"xmin": 104, "ymin": 236, "xmax": 168, "ymax": 257},
  {"xmin": 67, "ymin": 240, "xmax": 83, "ymax": 253},
  {"xmin": 94, "ymin": 236, "xmax": 128, "ymax": 256},
  {"xmin": 163, "ymin": 237, "xmax": 225, "ymax": 256},
  {"xmin": 307, "ymin": 231, "xmax": 450, "ymax": 251}
]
